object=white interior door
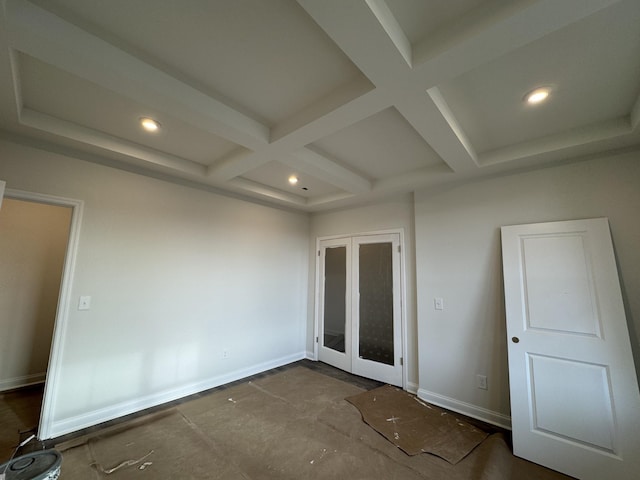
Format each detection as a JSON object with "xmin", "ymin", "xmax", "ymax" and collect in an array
[
  {"xmin": 317, "ymin": 238, "xmax": 352, "ymax": 374},
  {"xmin": 317, "ymin": 233, "xmax": 403, "ymax": 386},
  {"xmin": 351, "ymin": 234, "xmax": 402, "ymax": 385},
  {"xmin": 501, "ymin": 218, "xmax": 640, "ymax": 480}
]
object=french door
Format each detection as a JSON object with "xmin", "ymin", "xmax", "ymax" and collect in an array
[{"xmin": 317, "ymin": 233, "xmax": 403, "ymax": 386}]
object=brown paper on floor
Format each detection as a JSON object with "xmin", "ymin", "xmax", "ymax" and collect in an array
[
  {"xmin": 346, "ymin": 384, "xmax": 488, "ymax": 464},
  {"xmin": 57, "ymin": 409, "xmax": 248, "ymax": 479}
]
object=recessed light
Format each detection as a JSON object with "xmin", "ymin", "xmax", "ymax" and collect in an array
[
  {"xmin": 140, "ymin": 117, "xmax": 161, "ymax": 132},
  {"xmin": 288, "ymin": 175, "xmax": 298, "ymax": 185},
  {"xmin": 524, "ymin": 87, "xmax": 551, "ymax": 105}
]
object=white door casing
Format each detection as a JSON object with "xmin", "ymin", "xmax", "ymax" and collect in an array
[{"xmin": 501, "ymin": 218, "xmax": 640, "ymax": 480}]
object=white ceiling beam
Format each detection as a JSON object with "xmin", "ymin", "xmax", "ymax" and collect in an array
[
  {"xmin": 20, "ymin": 109, "xmax": 207, "ymax": 177},
  {"xmin": 394, "ymin": 89, "xmax": 478, "ymax": 174},
  {"xmin": 296, "ymin": 0, "xmax": 412, "ymax": 86},
  {"xmin": 271, "ymin": 77, "xmax": 380, "ymax": 143},
  {"xmin": 273, "ymin": 87, "xmax": 392, "ymax": 151},
  {"xmin": 298, "ymin": 0, "xmax": 480, "ymax": 174},
  {"xmin": 206, "ymin": 149, "xmax": 264, "ymax": 182},
  {"xmin": 305, "ymin": 192, "xmax": 357, "ymax": 208},
  {"xmin": 479, "ymin": 117, "xmax": 633, "ymax": 166},
  {"xmin": 227, "ymin": 177, "xmax": 307, "ymax": 206},
  {"xmin": 0, "ymin": 9, "xmax": 20, "ymax": 125},
  {"xmin": 396, "ymin": 0, "xmax": 626, "ymax": 173},
  {"xmin": 364, "ymin": 0, "xmax": 412, "ymax": 68},
  {"xmin": 1, "ymin": 0, "xmax": 634, "ymax": 212},
  {"xmin": 372, "ymin": 164, "xmax": 455, "ymax": 193},
  {"xmin": 283, "ymin": 148, "xmax": 372, "ymax": 194},
  {"xmin": 409, "ymin": 0, "xmax": 625, "ymax": 88},
  {"xmin": 425, "ymin": 87, "xmax": 478, "ymax": 165},
  {"xmin": 304, "ymin": 164, "xmax": 456, "ymax": 211},
  {"xmin": 4, "ymin": 0, "xmax": 270, "ymax": 150},
  {"xmin": 209, "ymin": 88, "xmax": 392, "ymax": 182}
]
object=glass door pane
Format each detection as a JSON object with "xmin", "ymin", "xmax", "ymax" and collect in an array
[
  {"xmin": 323, "ymin": 246, "xmax": 346, "ymax": 353},
  {"xmin": 358, "ymin": 242, "xmax": 394, "ymax": 365}
]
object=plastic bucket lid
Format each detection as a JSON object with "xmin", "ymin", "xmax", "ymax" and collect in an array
[{"xmin": 0, "ymin": 450, "xmax": 62, "ymax": 480}]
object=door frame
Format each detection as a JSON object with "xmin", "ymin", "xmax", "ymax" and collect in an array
[
  {"xmin": 3, "ymin": 188, "xmax": 84, "ymax": 440},
  {"xmin": 313, "ymin": 228, "xmax": 408, "ymax": 389}
]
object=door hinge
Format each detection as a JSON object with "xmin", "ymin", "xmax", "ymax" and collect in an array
[
  {"xmin": 399, "ymin": 357, "xmax": 403, "ymax": 366},
  {"xmin": 397, "ymin": 245, "xmax": 401, "ymax": 253},
  {"xmin": 316, "ymin": 336, "xmax": 319, "ymax": 343},
  {"xmin": 318, "ymin": 250, "xmax": 320, "ymax": 257}
]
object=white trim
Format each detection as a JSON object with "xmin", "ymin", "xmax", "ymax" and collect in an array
[
  {"xmin": 316, "ymin": 228, "xmax": 406, "ymax": 243},
  {"xmin": 406, "ymin": 381, "xmax": 419, "ymax": 395},
  {"xmin": 314, "ymin": 228, "xmax": 408, "ymax": 390},
  {"xmin": 397, "ymin": 228, "xmax": 409, "ymax": 391},
  {"xmin": 417, "ymin": 388, "xmax": 512, "ymax": 430},
  {"xmin": 4, "ymin": 189, "xmax": 84, "ymax": 440},
  {"xmin": 0, "ymin": 373, "xmax": 46, "ymax": 392},
  {"xmin": 47, "ymin": 351, "xmax": 306, "ymax": 439},
  {"xmin": 313, "ymin": 237, "xmax": 321, "ymax": 362}
]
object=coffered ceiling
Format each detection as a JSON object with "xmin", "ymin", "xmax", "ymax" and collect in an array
[{"xmin": 0, "ymin": 0, "xmax": 638, "ymax": 211}]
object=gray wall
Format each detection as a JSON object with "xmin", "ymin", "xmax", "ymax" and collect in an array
[
  {"xmin": 0, "ymin": 139, "xmax": 309, "ymax": 437},
  {"xmin": 2, "ymin": 134, "xmax": 638, "ymax": 435},
  {"xmin": 414, "ymin": 150, "xmax": 640, "ymax": 424}
]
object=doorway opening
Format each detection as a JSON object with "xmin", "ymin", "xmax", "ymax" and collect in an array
[
  {"xmin": 0, "ymin": 188, "xmax": 83, "ymax": 451},
  {"xmin": 314, "ymin": 230, "xmax": 407, "ymax": 388}
]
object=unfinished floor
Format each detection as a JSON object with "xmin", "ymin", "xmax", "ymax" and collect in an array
[{"xmin": 2, "ymin": 362, "xmax": 572, "ymax": 479}]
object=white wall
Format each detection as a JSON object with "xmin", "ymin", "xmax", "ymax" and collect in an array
[
  {"xmin": 0, "ymin": 199, "xmax": 72, "ymax": 391},
  {"xmin": 309, "ymin": 194, "xmax": 418, "ymax": 390},
  {"xmin": 414, "ymin": 151, "xmax": 640, "ymax": 427},
  {"xmin": 0, "ymin": 139, "xmax": 309, "ymax": 437}
]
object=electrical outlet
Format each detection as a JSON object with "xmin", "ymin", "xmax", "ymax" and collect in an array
[{"xmin": 476, "ymin": 374, "xmax": 488, "ymax": 390}]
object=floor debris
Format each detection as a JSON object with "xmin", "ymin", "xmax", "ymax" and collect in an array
[{"xmin": 91, "ymin": 450, "xmax": 154, "ymax": 474}]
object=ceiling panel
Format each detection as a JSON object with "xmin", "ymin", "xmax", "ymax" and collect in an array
[
  {"xmin": 0, "ymin": 0, "xmax": 638, "ymax": 212},
  {"xmin": 240, "ymin": 161, "xmax": 344, "ymax": 198},
  {"xmin": 386, "ymin": 0, "xmax": 488, "ymax": 44},
  {"xmin": 310, "ymin": 108, "xmax": 446, "ymax": 180},
  {"xmin": 438, "ymin": 0, "xmax": 640, "ymax": 153},
  {"xmin": 30, "ymin": 0, "xmax": 368, "ymax": 126},
  {"xmin": 18, "ymin": 52, "xmax": 242, "ymax": 166}
]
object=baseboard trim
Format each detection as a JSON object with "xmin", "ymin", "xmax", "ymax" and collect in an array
[
  {"xmin": 49, "ymin": 351, "xmax": 306, "ymax": 439},
  {"xmin": 406, "ymin": 381, "xmax": 419, "ymax": 395},
  {"xmin": 417, "ymin": 388, "xmax": 512, "ymax": 430},
  {"xmin": 0, "ymin": 373, "xmax": 46, "ymax": 392}
]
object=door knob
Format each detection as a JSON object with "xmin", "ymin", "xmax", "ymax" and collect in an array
[{"xmin": 512, "ymin": 337, "xmax": 520, "ymax": 343}]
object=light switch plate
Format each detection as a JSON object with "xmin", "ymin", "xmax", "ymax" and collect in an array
[
  {"xmin": 78, "ymin": 296, "xmax": 91, "ymax": 310},
  {"xmin": 434, "ymin": 297, "xmax": 444, "ymax": 310}
]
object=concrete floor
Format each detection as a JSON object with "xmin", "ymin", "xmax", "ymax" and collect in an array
[{"xmin": 2, "ymin": 362, "xmax": 572, "ymax": 479}]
